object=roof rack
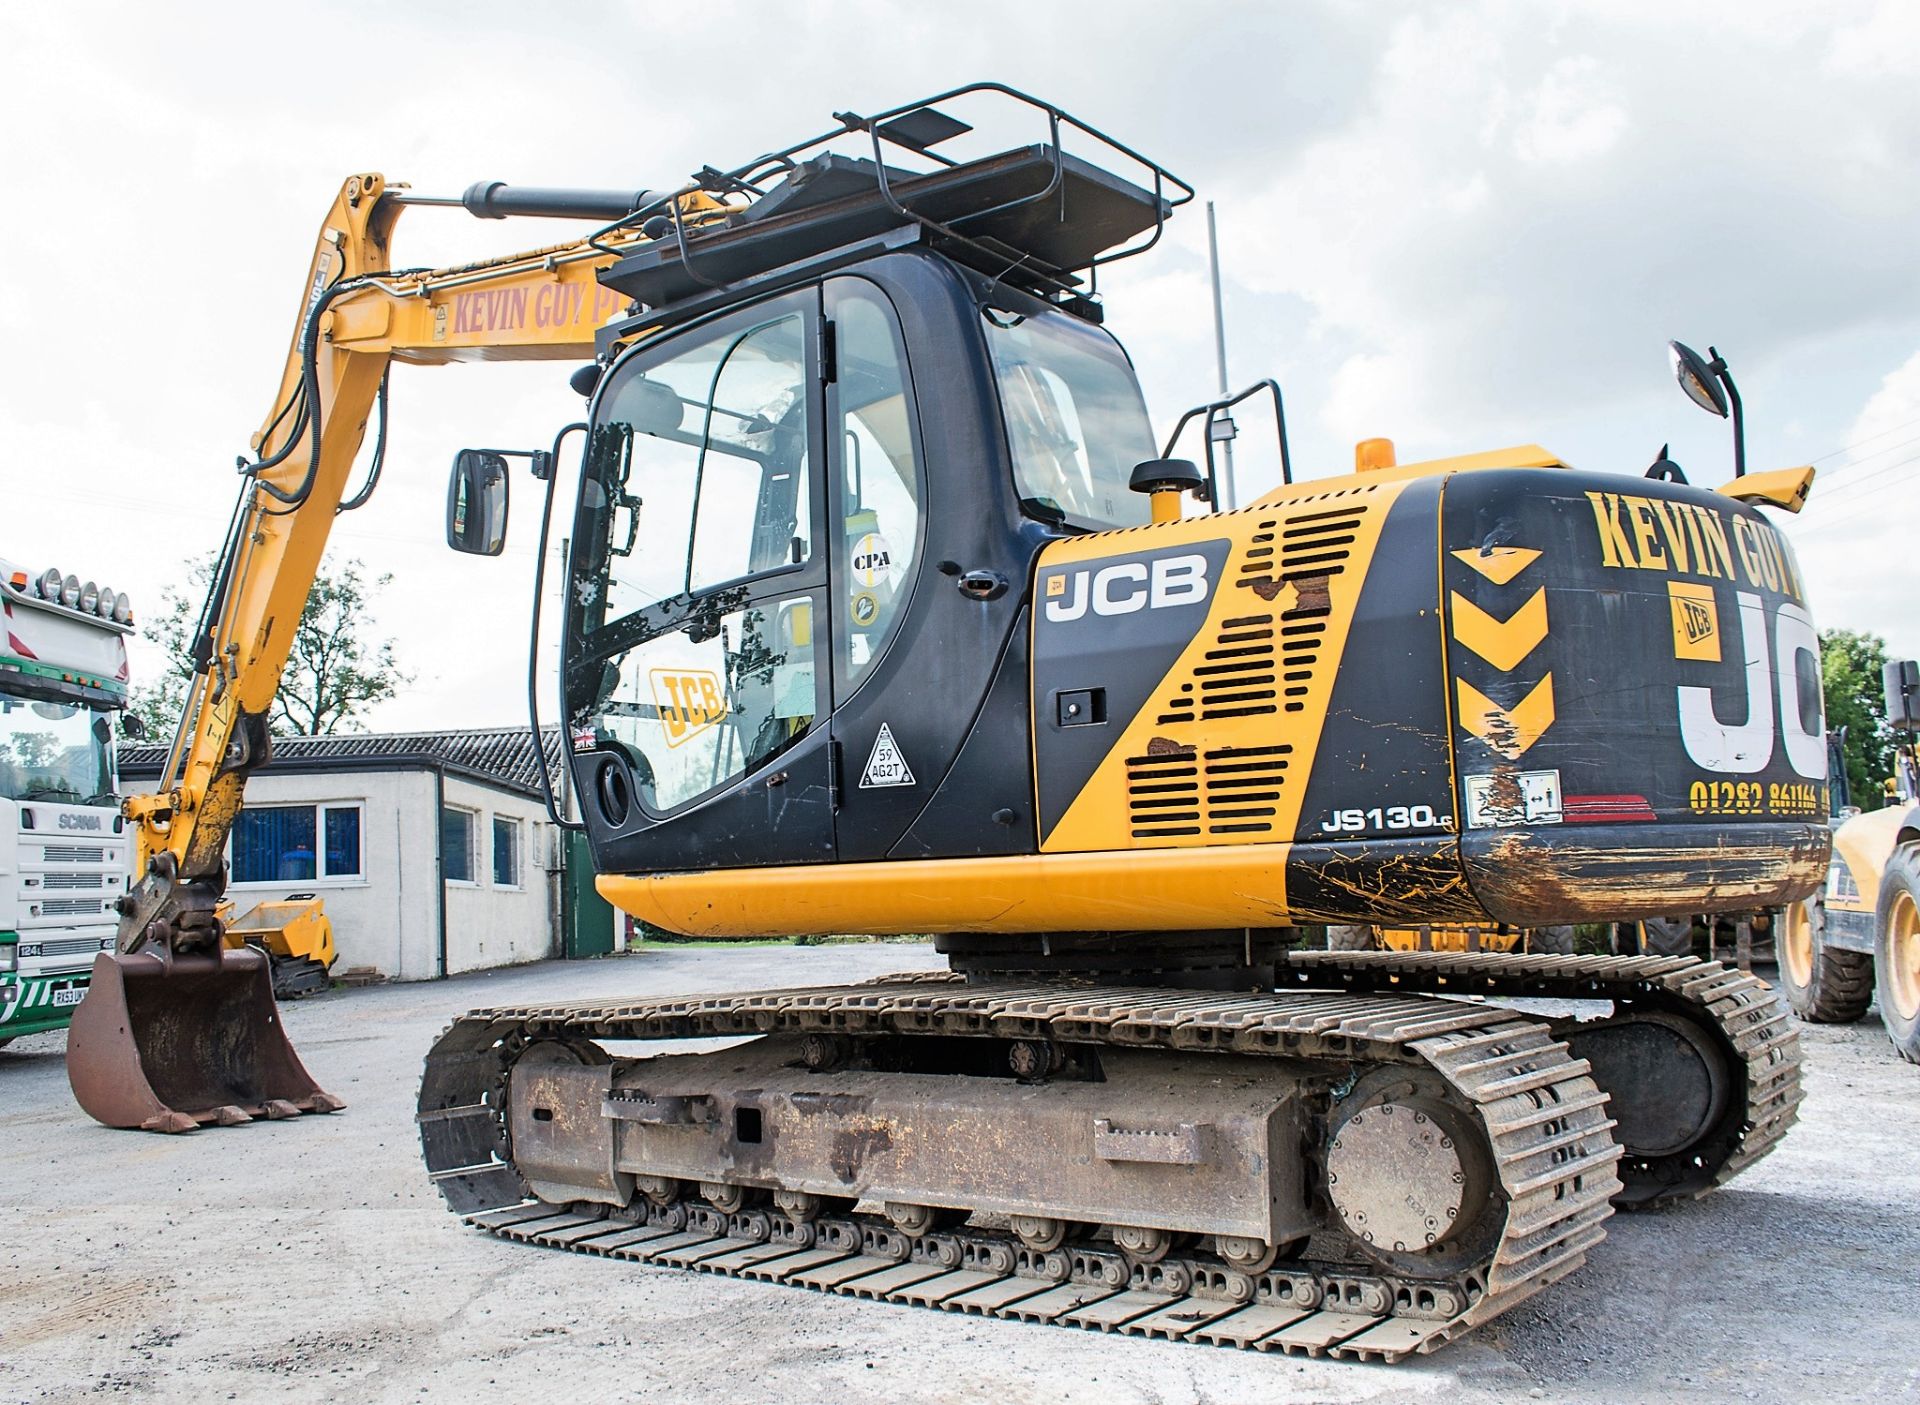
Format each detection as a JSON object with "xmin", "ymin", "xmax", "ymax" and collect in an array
[{"xmin": 588, "ymin": 83, "xmax": 1194, "ymax": 323}]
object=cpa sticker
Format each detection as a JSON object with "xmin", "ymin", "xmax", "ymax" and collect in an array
[
  {"xmin": 851, "ymin": 591, "xmax": 879, "ymax": 628},
  {"xmin": 851, "ymin": 532, "xmax": 892, "ymax": 588}
]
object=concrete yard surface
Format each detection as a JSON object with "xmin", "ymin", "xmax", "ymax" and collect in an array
[{"xmin": 4, "ymin": 942, "xmax": 1919, "ymax": 1404}]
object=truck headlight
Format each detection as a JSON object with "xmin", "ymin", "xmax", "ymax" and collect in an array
[
  {"xmin": 79, "ymin": 581, "xmax": 100, "ymax": 613},
  {"xmin": 0, "ymin": 946, "xmax": 14, "ymax": 973},
  {"xmin": 60, "ymin": 573, "xmax": 80, "ymax": 607}
]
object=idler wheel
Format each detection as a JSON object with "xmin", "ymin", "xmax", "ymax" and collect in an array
[{"xmin": 1325, "ymin": 1080, "xmax": 1497, "ymax": 1276}]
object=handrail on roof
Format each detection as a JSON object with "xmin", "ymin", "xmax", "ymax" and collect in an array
[{"xmin": 581, "ymin": 83, "xmax": 1195, "ymax": 304}]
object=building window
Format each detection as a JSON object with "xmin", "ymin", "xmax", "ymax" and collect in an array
[
  {"xmin": 442, "ymin": 806, "xmax": 475, "ymax": 884},
  {"xmin": 232, "ymin": 804, "xmax": 363, "ymax": 884},
  {"xmin": 493, "ymin": 816, "xmax": 521, "ymax": 888}
]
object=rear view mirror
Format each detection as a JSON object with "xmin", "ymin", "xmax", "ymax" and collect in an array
[
  {"xmin": 1885, "ymin": 659, "xmax": 1920, "ymax": 733},
  {"xmin": 447, "ymin": 449, "xmax": 510, "ymax": 556}
]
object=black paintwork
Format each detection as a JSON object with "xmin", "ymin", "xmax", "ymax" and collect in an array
[
  {"xmin": 564, "ymin": 250, "xmax": 1070, "ymax": 878},
  {"xmin": 1030, "ymin": 537, "xmax": 1234, "ymax": 842},
  {"xmin": 600, "ymin": 147, "xmax": 1168, "ymax": 313},
  {"xmin": 887, "ymin": 606, "xmax": 1039, "ymax": 859},
  {"xmin": 1293, "ymin": 474, "xmax": 1454, "ymax": 843}
]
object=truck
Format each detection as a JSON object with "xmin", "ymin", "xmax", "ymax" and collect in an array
[
  {"xmin": 69, "ymin": 85, "xmax": 1827, "ymax": 1361},
  {"xmin": 0, "ymin": 559, "xmax": 135, "ymax": 1046}
]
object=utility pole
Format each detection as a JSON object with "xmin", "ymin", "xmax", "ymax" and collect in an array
[{"xmin": 1206, "ymin": 201, "xmax": 1237, "ymax": 509}]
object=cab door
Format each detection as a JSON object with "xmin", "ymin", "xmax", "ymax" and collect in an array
[
  {"xmin": 820, "ymin": 277, "xmax": 935, "ymax": 860},
  {"xmin": 565, "ymin": 287, "xmax": 834, "ymax": 873}
]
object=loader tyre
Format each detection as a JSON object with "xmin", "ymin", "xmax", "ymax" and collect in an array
[
  {"xmin": 1527, "ymin": 925, "xmax": 1576, "ymax": 956},
  {"xmin": 1874, "ymin": 844, "xmax": 1920, "ymax": 1063},
  {"xmin": 1325, "ymin": 924, "xmax": 1376, "ymax": 951},
  {"xmin": 1640, "ymin": 916, "xmax": 1697, "ymax": 957},
  {"xmin": 1777, "ymin": 895, "xmax": 1871, "ymax": 1024}
]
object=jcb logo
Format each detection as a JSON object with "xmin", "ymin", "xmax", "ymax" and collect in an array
[
  {"xmin": 1679, "ymin": 591, "xmax": 1824, "ymax": 779},
  {"xmin": 1044, "ymin": 554, "xmax": 1210, "ymax": 623},
  {"xmin": 650, "ymin": 668, "xmax": 728, "ymax": 749}
]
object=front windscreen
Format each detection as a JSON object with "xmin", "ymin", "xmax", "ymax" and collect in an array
[
  {"xmin": 0, "ymin": 695, "xmax": 114, "ymax": 805},
  {"xmin": 982, "ymin": 306, "xmax": 1157, "ymax": 531}
]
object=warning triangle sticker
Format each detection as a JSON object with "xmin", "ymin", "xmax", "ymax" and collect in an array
[{"xmin": 859, "ymin": 723, "xmax": 915, "ymax": 788}]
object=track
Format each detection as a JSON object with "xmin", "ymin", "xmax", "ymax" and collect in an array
[
  {"xmin": 420, "ymin": 976, "xmax": 1624, "ymax": 1362},
  {"xmin": 1285, "ymin": 950, "xmax": 1803, "ymax": 1205}
]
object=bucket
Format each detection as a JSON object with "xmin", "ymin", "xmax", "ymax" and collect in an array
[{"xmin": 67, "ymin": 948, "xmax": 345, "ymax": 1133}]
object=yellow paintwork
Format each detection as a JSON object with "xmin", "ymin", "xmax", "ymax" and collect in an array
[
  {"xmin": 220, "ymin": 896, "xmax": 337, "ymax": 969},
  {"xmin": 1252, "ymin": 445, "xmax": 1568, "ymax": 511},
  {"xmin": 1721, "ymin": 465, "xmax": 1816, "ymax": 514},
  {"xmin": 126, "ymin": 174, "xmax": 717, "ymax": 892},
  {"xmin": 1455, "ymin": 674, "xmax": 1556, "ymax": 760},
  {"xmin": 1451, "ymin": 546, "xmax": 1542, "ymax": 586},
  {"xmin": 1035, "ymin": 476, "xmax": 1408, "ymax": 854},
  {"xmin": 605, "ymin": 843, "xmax": 1320, "ymax": 937},
  {"xmin": 1375, "ymin": 925, "xmax": 1525, "ymax": 954},
  {"xmin": 1449, "ymin": 587, "xmax": 1548, "ymax": 672},
  {"xmin": 1828, "ymin": 802, "xmax": 1920, "ymax": 917}
]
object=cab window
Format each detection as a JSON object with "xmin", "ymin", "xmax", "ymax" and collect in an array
[
  {"xmin": 982, "ymin": 306, "xmax": 1156, "ymax": 531},
  {"xmin": 832, "ymin": 282, "xmax": 923, "ymax": 684},
  {"xmin": 584, "ymin": 305, "xmax": 811, "ymax": 626}
]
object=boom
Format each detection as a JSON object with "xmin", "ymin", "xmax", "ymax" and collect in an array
[{"xmin": 117, "ymin": 173, "xmax": 696, "ymax": 946}]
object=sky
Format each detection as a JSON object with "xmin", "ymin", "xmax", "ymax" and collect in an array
[{"xmin": 2, "ymin": 1, "xmax": 1915, "ymax": 732}]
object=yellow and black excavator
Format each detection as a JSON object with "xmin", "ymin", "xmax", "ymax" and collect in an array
[{"xmin": 71, "ymin": 86, "xmax": 1830, "ymax": 1361}]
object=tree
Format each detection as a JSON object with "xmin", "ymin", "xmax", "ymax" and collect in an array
[
  {"xmin": 1821, "ymin": 628, "xmax": 1894, "ymax": 807},
  {"xmin": 129, "ymin": 554, "xmax": 412, "ymax": 740}
]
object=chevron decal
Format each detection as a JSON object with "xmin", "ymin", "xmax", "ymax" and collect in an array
[
  {"xmin": 1449, "ymin": 587, "xmax": 1548, "ymax": 671},
  {"xmin": 1450, "ymin": 546, "xmax": 1541, "ymax": 586},
  {"xmin": 1456, "ymin": 675, "xmax": 1556, "ymax": 759}
]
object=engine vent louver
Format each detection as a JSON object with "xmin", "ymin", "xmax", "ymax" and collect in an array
[
  {"xmin": 1125, "ymin": 488, "xmax": 1375, "ymax": 843},
  {"xmin": 1126, "ymin": 741, "xmax": 1292, "ymax": 839}
]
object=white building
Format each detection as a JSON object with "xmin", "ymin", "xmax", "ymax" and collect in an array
[{"xmin": 118, "ymin": 728, "xmax": 597, "ymax": 981}]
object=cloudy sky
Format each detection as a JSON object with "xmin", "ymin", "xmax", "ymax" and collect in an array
[{"xmin": 2, "ymin": 1, "xmax": 1914, "ymax": 732}]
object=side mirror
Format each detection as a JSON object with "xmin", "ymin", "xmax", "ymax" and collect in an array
[
  {"xmin": 119, "ymin": 713, "xmax": 146, "ymax": 741},
  {"xmin": 1885, "ymin": 659, "xmax": 1920, "ymax": 733},
  {"xmin": 447, "ymin": 449, "xmax": 510, "ymax": 556},
  {"xmin": 1668, "ymin": 341, "xmax": 1729, "ymax": 417}
]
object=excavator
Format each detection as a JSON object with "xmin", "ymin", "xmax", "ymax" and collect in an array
[{"xmin": 69, "ymin": 86, "xmax": 1828, "ymax": 1361}]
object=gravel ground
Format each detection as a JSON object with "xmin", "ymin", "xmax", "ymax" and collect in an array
[{"xmin": 3, "ymin": 943, "xmax": 1917, "ymax": 1405}]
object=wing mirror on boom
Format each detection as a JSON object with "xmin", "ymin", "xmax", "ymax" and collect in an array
[{"xmin": 446, "ymin": 449, "xmax": 511, "ymax": 556}]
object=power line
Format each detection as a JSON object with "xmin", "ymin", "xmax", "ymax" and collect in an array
[
  {"xmin": 1810, "ymin": 411, "xmax": 1920, "ymax": 465},
  {"xmin": 1806, "ymin": 449, "xmax": 1920, "ymax": 507}
]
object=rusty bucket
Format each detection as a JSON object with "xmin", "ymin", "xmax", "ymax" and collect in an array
[{"xmin": 67, "ymin": 948, "xmax": 345, "ymax": 1133}]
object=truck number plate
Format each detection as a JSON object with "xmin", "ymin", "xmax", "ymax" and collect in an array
[{"xmin": 51, "ymin": 986, "xmax": 84, "ymax": 1008}]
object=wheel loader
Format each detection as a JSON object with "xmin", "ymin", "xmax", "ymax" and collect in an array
[
  {"xmin": 69, "ymin": 85, "xmax": 1828, "ymax": 1361},
  {"xmin": 1778, "ymin": 660, "xmax": 1920, "ymax": 1062}
]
